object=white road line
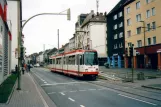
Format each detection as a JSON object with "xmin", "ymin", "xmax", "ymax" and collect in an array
[
  {"xmin": 80, "ymin": 105, "xmax": 85, "ymax": 107},
  {"xmin": 69, "ymin": 90, "xmax": 77, "ymax": 92},
  {"xmin": 48, "ymin": 92, "xmax": 56, "ymax": 95},
  {"xmin": 68, "ymin": 97, "xmax": 75, "ymax": 102},
  {"xmin": 41, "ymin": 81, "xmax": 86, "ymax": 86},
  {"xmin": 89, "ymin": 89, "xmax": 96, "ymax": 91},
  {"xmin": 44, "ymin": 81, "xmax": 47, "ymax": 84},
  {"xmin": 60, "ymin": 92, "xmax": 65, "ymax": 96},
  {"xmin": 97, "ymin": 88, "xmax": 106, "ymax": 90},
  {"xmin": 79, "ymin": 90, "xmax": 86, "ymax": 92},
  {"xmin": 33, "ymin": 72, "xmax": 46, "ymax": 82},
  {"xmin": 118, "ymin": 94, "xmax": 157, "ymax": 106}
]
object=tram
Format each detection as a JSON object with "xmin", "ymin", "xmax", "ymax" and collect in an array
[{"xmin": 49, "ymin": 49, "xmax": 99, "ymax": 80}]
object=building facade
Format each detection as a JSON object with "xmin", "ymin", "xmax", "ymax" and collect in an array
[
  {"xmin": 80, "ymin": 11, "xmax": 107, "ymax": 65},
  {"xmin": 124, "ymin": 0, "xmax": 161, "ymax": 70},
  {"xmin": 0, "ymin": 0, "xmax": 12, "ymax": 84},
  {"xmin": 106, "ymin": 0, "xmax": 134, "ymax": 68},
  {"xmin": 7, "ymin": 0, "xmax": 18, "ymax": 70}
]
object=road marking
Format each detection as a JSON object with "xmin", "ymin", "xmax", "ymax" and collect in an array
[
  {"xmin": 80, "ymin": 105, "xmax": 85, "ymax": 107},
  {"xmin": 60, "ymin": 92, "xmax": 65, "ymax": 96},
  {"xmin": 41, "ymin": 81, "xmax": 86, "ymax": 87},
  {"xmin": 118, "ymin": 94, "xmax": 157, "ymax": 106},
  {"xmin": 33, "ymin": 72, "xmax": 46, "ymax": 82},
  {"xmin": 97, "ymin": 88, "xmax": 106, "ymax": 90},
  {"xmin": 88, "ymin": 89, "xmax": 96, "ymax": 91},
  {"xmin": 48, "ymin": 92, "xmax": 56, "ymax": 95},
  {"xmin": 70, "ymin": 90, "xmax": 77, "ymax": 92},
  {"xmin": 68, "ymin": 97, "xmax": 75, "ymax": 102},
  {"xmin": 79, "ymin": 90, "xmax": 86, "ymax": 92},
  {"xmin": 44, "ymin": 81, "xmax": 47, "ymax": 84}
]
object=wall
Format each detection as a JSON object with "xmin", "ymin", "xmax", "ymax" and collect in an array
[
  {"xmin": 90, "ymin": 22, "xmax": 107, "ymax": 58},
  {"xmin": 7, "ymin": 1, "xmax": 18, "ymax": 70}
]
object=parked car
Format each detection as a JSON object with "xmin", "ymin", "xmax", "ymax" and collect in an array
[{"xmin": 34, "ymin": 63, "xmax": 40, "ymax": 67}]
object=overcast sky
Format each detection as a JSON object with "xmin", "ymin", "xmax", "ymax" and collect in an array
[{"xmin": 22, "ymin": 0, "xmax": 120, "ymax": 55}]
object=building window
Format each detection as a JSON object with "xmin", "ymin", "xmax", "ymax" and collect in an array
[
  {"xmin": 146, "ymin": 10, "xmax": 151, "ymax": 18},
  {"xmin": 128, "ymin": 42, "xmax": 132, "ymax": 47},
  {"xmin": 152, "ymin": 7, "xmax": 155, "ymax": 16},
  {"xmin": 119, "ymin": 32, "xmax": 123, "ymax": 38},
  {"xmin": 113, "ymin": 14, "xmax": 117, "ymax": 20},
  {"xmin": 147, "ymin": 38, "xmax": 151, "ymax": 45},
  {"xmin": 114, "ymin": 34, "xmax": 118, "ymax": 39},
  {"xmin": 127, "ymin": 30, "xmax": 131, "ymax": 37},
  {"xmin": 147, "ymin": 23, "xmax": 151, "ymax": 31},
  {"xmin": 152, "ymin": 22, "xmax": 156, "ymax": 30},
  {"xmin": 114, "ymin": 44, "xmax": 118, "ymax": 49},
  {"xmin": 119, "ymin": 43, "xmax": 123, "ymax": 48},
  {"xmin": 119, "ymin": 22, "xmax": 123, "ymax": 27},
  {"xmin": 153, "ymin": 36, "xmax": 156, "ymax": 44},
  {"xmin": 136, "ymin": 14, "xmax": 141, "ymax": 22},
  {"xmin": 136, "ymin": 1, "xmax": 140, "ymax": 9},
  {"xmin": 146, "ymin": 0, "xmax": 151, "ymax": 4},
  {"xmin": 137, "ymin": 40, "xmax": 142, "ymax": 47},
  {"xmin": 136, "ymin": 27, "xmax": 141, "ymax": 34},
  {"xmin": 114, "ymin": 24, "xmax": 117, "ymax": 30},
  {"xmin": 126, "ymin": 7, "xmax": 130, "ymax": 14},
  {"xmin": 127, "ymin": 19, "xmax": 131, "ymax": 26},
  {"xmin": 119, "ymin": 12, "xmax": 122, "ymax": 17}
]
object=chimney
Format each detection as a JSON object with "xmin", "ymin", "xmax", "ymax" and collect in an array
[
  {"xmin": 104, "ymin": 12, "xmax": 107, "ymax": 16},
  {"xmin": 91, "ymin": 10, "xmax": 94, "ymax": 13},
  {"xmin": 97, "ymin": 12, "xmax": 99, "ymax": 16},
  {"xmin": 100, "ymin": 13, "xmax": 103, "ymax": 16}
]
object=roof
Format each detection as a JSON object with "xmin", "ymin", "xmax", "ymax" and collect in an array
[
  {"xmin": 81, "ymin": 13, "xmax": 106, "ymax": 28},
  {"xmin": 107, "ymin": 0, "xmax": 134, "ymax": 16}
]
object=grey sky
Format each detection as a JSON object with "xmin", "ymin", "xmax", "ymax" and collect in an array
[{"xmin": 22, "ymin": 0, "xmax": 120, "ymax": 55}]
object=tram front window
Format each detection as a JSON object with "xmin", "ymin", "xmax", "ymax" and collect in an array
[{"xmin": 84, "ymin": 52, "xmax": 98, "ymax": 65}]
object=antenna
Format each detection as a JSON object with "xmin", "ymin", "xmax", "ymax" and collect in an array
[{"xmin": 96, "ymin": 0, "xmax": 99, "ymax": 13}]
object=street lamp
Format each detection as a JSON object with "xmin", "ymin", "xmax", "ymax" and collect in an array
[
  {"xmin": 17, "ymin": 8, "xmax": 71, "ymax": 90},
  {"xmin": 139, "ymin": 21, "xmax": 146, "ymax": 68}
]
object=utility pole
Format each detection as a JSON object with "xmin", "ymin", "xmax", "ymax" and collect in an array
[
  {"xmin": 17, "ymin": 0, "xmax": 22, "ymax": 90},
  {"xmin": 58, "ymin": 29, "xmax": 59, "ymax": 51},
  {"xmin": 96, "ymin": 0, "xmax": 99, "ymax": 13}
]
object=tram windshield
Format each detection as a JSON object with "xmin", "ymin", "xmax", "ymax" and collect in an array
[{"xmin": 84, "ymin": 52, "xmax": 98, "ymax": 65}]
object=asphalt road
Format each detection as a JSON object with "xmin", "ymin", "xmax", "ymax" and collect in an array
[{"xmin": 31, "ymin": 68, "xmax": 161, "ymax": 107}]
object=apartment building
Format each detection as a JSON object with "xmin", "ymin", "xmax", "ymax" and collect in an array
[
  {"xmin": 124, "ymin": 0, "xmax": 161, "ymax": 69},
  {"xmin": 106, "ymin": 0, "xmax": 134, "ymax": 68}
]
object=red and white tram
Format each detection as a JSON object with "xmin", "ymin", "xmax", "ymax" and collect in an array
[{"xmin": 49, "ymin": 49, "xmax": 99, "ymax": 80}]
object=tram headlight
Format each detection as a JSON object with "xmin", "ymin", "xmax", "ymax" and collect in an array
[{"xmin": 96, "ymin": 68, "xmax": 99, "ymax": 71}]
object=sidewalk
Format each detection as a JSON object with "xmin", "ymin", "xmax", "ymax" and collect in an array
[
  {"xmin": 99, "ymin": 66, "xmax": 161, "ymax": 80},
  {"xmin": 0, "ymin": 73, "xmax": 52, "ymax": 107}
]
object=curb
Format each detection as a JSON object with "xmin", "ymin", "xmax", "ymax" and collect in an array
[
  {"xmin": 142, "ymin": 85, "xmax": 161, "ymax": 91},
  {"xmin": 89, "ymin": 81, "xmax": 161, "ymax": 102}
]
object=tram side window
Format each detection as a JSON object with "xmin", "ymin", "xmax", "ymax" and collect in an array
[
  {"xmin": 76, "ymin": 55, "xmax": 79, "ymax": 65},
  {"xmin": 49, "ymin": 59, "xmax": 52, "ymax": 64},
  {"xmin": 69, "ymin": 55, "xmax": 75, "ymax": 65},
  {"xmin": 53, "ymin": 59, "xmax": 55, "ymax": 64},
  {"xmin": 63, "ymin": 57, "xmax": 66, "ymax": 64},
  {"xmin": 80, "ymin": 55, "xmax": 84, "ymax": 65}
]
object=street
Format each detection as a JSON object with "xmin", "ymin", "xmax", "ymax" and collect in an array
[{"xmin": 30, "ymin": 68, "xmax": 161, "ymax": 107}]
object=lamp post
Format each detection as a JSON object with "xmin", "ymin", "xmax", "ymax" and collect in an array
[
  {"xmin": 17, "ymin": 9, "xmax": 71, "ymax": 90},
  {"xmin": 139, "ymin": 21, "xmax": 146, "ymax": 68}
]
